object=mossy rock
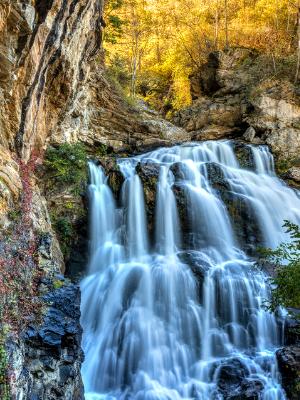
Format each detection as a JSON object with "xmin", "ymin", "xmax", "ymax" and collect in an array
[
  {"xmin": 136, "ymin": 162, "xmax": 160, "ymax": 246},
  {"xmin": 233, "ymin": 142, "xmax": 255, "ymax": 170}
]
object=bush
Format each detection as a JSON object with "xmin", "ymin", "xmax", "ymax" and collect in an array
[
  {"xmin": 261, "ymin": 221, "xmax": 300, "ymax": 313},
  {"xmin": 45, "ymin": 143, "xmax": 87, "ymax": 193},
  {"xmin": 51, "ymin": 216, "xmax": 74, "ymax": 258}
]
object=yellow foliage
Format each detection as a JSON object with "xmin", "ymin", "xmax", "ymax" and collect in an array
[{"xmin": 104, "ymin": 0, "xmax": 299, "ymax": 111}]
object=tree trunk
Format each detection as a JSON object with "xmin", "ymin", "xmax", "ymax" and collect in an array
[
  {"xmin": 224, "ymin": 0, "xmax": 229, "ymax": 49},
  {"xmin": 214, "ymin": 8, "xmax": 219, "ymax": 49},
  {"xmin": 295, "ymin": 7, "xmax": 300, "ymax": 83}
]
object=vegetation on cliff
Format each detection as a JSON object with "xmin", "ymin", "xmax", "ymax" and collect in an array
[
  {"xmin": 43, "ymin": 144, "xmax": 88, "ymax": 259},
  {"xmin": 261, "ymin": 221, "xmax": 300, "ymax": 312},
  {"xmin": 104, "ymin": 0, "xmax": 300, "ymax": 112},
  {"xmin": 0, "ymin": 153, "xmax": 43, "ymax": 398}
]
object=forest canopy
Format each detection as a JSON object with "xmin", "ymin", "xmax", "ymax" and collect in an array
[{"xmin": 103, "ymin": 0, "xmax": 300, "ymax": 112}]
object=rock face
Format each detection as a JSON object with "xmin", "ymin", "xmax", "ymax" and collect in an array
[
  {"xmin": 7, "ymin": 233, "xmax": 84, "ymax": 399},
  {"xmin": 248, "ymin": 82, "xmax": 300, "ymax": 159},
  {"xmin": 0, "ymin": 2, "xmax": 192, "ymax": 395},
  {"xmin": 0, "ymin": 0, "xmax": 104, "ymax": 158},
  {"xmin": 275, "ymin": 317, "xmax": 300, "ymax": 400},
  {"xmin": 0, "ymin": 3, "xmax": 299, "ymax": 399},
  {"xmin": 173, "ymin": 48, "xmax": 300, "ymax": 161},
  {"xmin": 10, "ymin": 282, "xmax": 84, "ymax": 400},
  {"xmin": 277, "ymin": 346, "xmax": 300, "ymax": 400},
  {"xmin": 216, "ymin": 358, "xmax": 264, "ymax": 399}
]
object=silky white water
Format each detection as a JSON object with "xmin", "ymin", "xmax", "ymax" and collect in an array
[{"xmin": 81, "ymin": 141, "xmax": 300, "ymax": 400}]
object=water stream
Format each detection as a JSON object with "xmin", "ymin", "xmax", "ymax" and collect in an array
[{"xmin": 81, "ymin": 141, "xmax": 300, "ymax": 400}]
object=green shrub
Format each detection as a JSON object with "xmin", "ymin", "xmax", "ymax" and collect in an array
[
  {"xmin": 275, "ymin": 157, "xmax": 300, "ymax": 176},
  {"xmin": 45, "ymin": 143, "xmax": 87, "ymax": 194},
  {"xmin": 260, "ymin": 221, "xmax": 300, "ymax": 313},
  {"xmin": 51, "ymin": 216, "xmax": 74, "ymax": 257}
]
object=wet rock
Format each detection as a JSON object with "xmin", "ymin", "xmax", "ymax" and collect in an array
[
  {"xmin": 233, "ymin": 142, "xmax": 255, "ymax": 170},
  {"xmin": 206, "ymin": 162, "xmax": 230, "ymax": 191},
  {"xmin": 216, "ymin": 359, "xmax": 247, "ymax": 394},
  {"xmin": 227, "ymin": 379, "xmax": 264, "ymax": 400},
  {"xmin": 172, "ymin": 183, "xmax": 192, "ymax": 248},
  {"xmin": 284, "ymin": 315, "xmax": 300, "ymax": 345},
  {"xmin": 136, "ymin": 162, "xmax": 160, "ymax": 245},
  {"xmin": 207, "ymin": 162, "xmax": 263, "ymax": 254},
  {"xmin": 177, "ymin": 250, "xmax": 210, "ymax": 299},
  {"xmin": 108, "ymin": 168, "xmax": 125, "ymax": 203},
  {"xmin": 66, "ymin": 214, "xmax": 89, "ymax": 280},
  {"xmin": 99, "ymin": 157, "xmax": 125, "ymax": 202},
  {"xmin": 277, "ymin": 346, "xmax": 300, "ymax": 400},
  {"xmin": 216, "ymin": 358, "xmax": 264, "ymax": 400}
]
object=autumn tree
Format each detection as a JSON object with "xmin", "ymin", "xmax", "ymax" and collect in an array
[{"xmin": 104, "ymin": 0, "xmax": 300, "ymax": 111}]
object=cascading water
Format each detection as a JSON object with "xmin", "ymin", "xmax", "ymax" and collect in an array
[{"xmin": 81, "ymin": 140, "xmax": 300, "ymax": 400}]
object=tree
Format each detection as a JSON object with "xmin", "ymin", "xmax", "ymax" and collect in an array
[
  {"xmin": 288, "ymin": 1, "xmax": 300, "ymax": 82},
  {"xmin": 225, "ymin": 0, "xmax": 229, "ymax": 48},
  {"xmin": 261, "ymin": 221, "xmax": 300, "ymax": 312},
  {"xmin": 103, "ymin": 0, "xmax": 298, "ymax": 111}
]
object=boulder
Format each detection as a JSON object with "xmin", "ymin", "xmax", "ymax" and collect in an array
[
  {"xmin": 192, "ymin": 125, "xmax": 240, "ymax": 141},
  {"xmin": 8, "ymin": 280, "xmax": 84, "ymax": 400},
  {"xmin": 172, "ymin": 183, "xmax": 192, "ymax": 248},
  {"xmin": 136, "ymin": 162, "xmax": 160, "ymax": 245},
  {"xmin": 206, "ymin": 162, "xmax": 264, "ymax": 254},
  {"xmin": 216, "ymin": 358, "xmax": 264, "ymax": 400},
  {"xmin": 233, "ymin": 142, "xmax": 255, "ymax": 170},
  {"xmin": 177, "ymin": 250, "xmax": 211, "ymax": 299},
  {"xmin": 247, "ymin": 81, "xmax": 300, "ymax": 158},
  {"xmin": 277, "ymin": 346, "xmax": 300, "ymax": 400},
  {"xmin": 243, "ymin": 126, "xmax": 256, "ymax": 142},
  {"xmin": 285, "ymin": 167, "xmax": 300, "ymax": 183}
]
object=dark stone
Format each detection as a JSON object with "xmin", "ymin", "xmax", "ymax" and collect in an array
[
  {"xmin": 217, "ymin": 358, "xmax": 247, "ymax": 392},
  {"xmin": 277, "ymin": 346, "xmax": 300, "ymax": 400},
  {"xmin": 284, "ymin": 316, "xmax": 300, "ymax": 345},
  {"xmin": 108, "ymin": 169, "xmax": 125, "ymax": 201},
  {"xmin": 66, "ymin": 213, "xmax": 89, "ymax": 280},
  {"xmin": 227, "ymin": 379, "xmax": 264, "ymax": 400},
  {"xmin": 59, "ymin": 365, "xmax": 73, "ymax": 384},
  {"xmin": 35, "ymin": 0, "xmax": 56, "ymax": 24},
  {"xmin": 136, "ymin": 162, "xmax": 160, "ymax": 247},
  {"xmin": 98, "ymin": 157, "xmax": 125, "ymax": 203},
  {"xmin": 216, "ymin": 358, "xmax": 263, "ymax": 399},
  {"xmin": 233, "ymin": 142, "xmax": 255, "ymax": 170},
  {"xmin": 172, "ymin": 183, "xmax": 192, "ymax": 248},
  {"xmin": 189, "ymin": 52, "xmax": 220, "ymax": 99},
  {"xmin": 206, "ymin": 162, "xmax": 230, "ymax": 192},
  {"xmin": 206, "ymin": 162, "xmax": 264, "ymax": 255},
  {"xmin": 22, "ymin": 283, "xmax": 84, "ymax": 399},
  {"xmin": 178, "ymin": 250, "xmax": 210, "ymax": 300},
  {"xmin": 170, "ymin": 162, "xmax": 191, "ymax": 182}
]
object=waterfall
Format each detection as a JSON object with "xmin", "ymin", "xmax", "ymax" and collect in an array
[{"xmin": 81, "ymin": 141, "xmax": 300, "ymax": 400}]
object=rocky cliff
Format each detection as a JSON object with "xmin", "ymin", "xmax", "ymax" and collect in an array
[
  {"xmin": 0, "ymin": 1, "xmax": 113, "ymax": 398},
  {"xmin": 173, "ymin": 48, "xmax": 300, "ymax": 183},
  {"xmin": 1, "ymin": 3, "xmax": 300, "ymax": 399},
  {"xmin": 0, "ymin": 1, "xmax": 190, "ymax": 398}
]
